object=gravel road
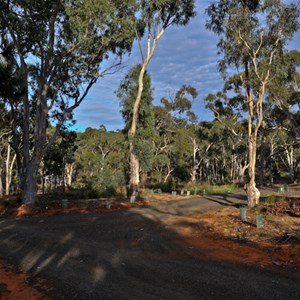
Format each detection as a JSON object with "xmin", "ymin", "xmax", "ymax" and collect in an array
[{"xmin": 0, "ymin": 195, "xmax": 299, "ymax": 299}]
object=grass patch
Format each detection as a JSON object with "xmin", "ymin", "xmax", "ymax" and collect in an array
[
  {"xmin": 265, "ymin": 195, "xmax": 276, "ymax": 204},
  {"xmin": 183, "ymin": 183, "xmax": 236, "ymax": 195}
]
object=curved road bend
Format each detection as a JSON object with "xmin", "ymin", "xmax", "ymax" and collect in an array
[{"xmin": 0, "ymin": 195, "xmax": 299, "ymax": 300}]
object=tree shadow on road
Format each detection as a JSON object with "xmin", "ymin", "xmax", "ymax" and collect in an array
[{"xmin": 0, "ymin": 204, "xmax": 299, "ymax": 300}]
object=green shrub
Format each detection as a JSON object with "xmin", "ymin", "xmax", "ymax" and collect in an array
[
  {"xmin": 183, "ymin": 183, "xmax": 236, "ymax": 195},
  {"xmin": 278, "ymin": 196, "xmax": 286, "ymax": 203},
  {"xmin": 266, "ymin": 195, "xmax": 276, "ymax": 204}
]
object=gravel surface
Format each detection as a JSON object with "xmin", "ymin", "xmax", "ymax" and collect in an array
[{"xmin": 0, "ymin": 196, "xmax": 299, "ymax": 299}]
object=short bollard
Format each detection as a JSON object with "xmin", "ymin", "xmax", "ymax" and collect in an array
[
  {"xmin": 256, "ymin": 213, "xmax": 264, "ymax": 229},
  {"xmin": 186, "ymin": 191, "xmax": 190, "ymax": 196},
  {"xmin": 172, "ymin": 191, "xmax": 177, "ymax": 197},
  {"xmin": 150, "ymin": 189, "xmax": 154, "ymax": 200},
  {"xmin": 240, "ymin": 206, "xmax": 247, "ymax": 221},
  {"xmin": 62, "ymin": 199, "xmax": 69, "ymax": 208},
  {"xmin": 130, "ymin": 196, "xmax": 136, "ymax": 204},
  {"xmin": 105, "ymin": 200, "xmax": 112, "ymax": 209}
]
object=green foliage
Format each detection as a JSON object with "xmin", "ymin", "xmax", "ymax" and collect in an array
[
  {"xmin": 88, "ymin": 169, "xmax": 117, "ymax": 198},
  {"xmin": 139, "ymin": 0, "xmax": 196, "ymax": 30},
  {"xmin": 266, "ymin": 195, "xmax": 277, "ymax": 204},
  {"xmin": 44, "ymin": 129, "xmax": 77, "ymax": 178},
  {"xmin": 171, "ymin": 181, "xmax": 177, "ymax": 191},
  {"xmin": 117, "ymin": 64, "xmax": 155, "ymax": 173},
  {"xmin": 184, "ymin": 183, "xmax": 237, "ymax": 195},
  {"xmin": 0, "ymin": 0, "xmax": 139, "ymax": 203},
  {"xmin": 117, "ymin": 64, "xmax": 154, "ymax": 131},
  {"xmin": 133, "ymin": 138, "xmax": 154, "ymax": 172},
  {"xmin": 74, "ymin": 128, "xmax": 127, "ymax": 196},
  {"xmin": 206, "ymin": 0, "xmax": 299, "ymax": 73}
]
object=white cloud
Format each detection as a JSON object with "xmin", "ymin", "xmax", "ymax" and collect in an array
[{"xmin": 73, "ymin": 0, "xmax": 300, "ymax": 131}]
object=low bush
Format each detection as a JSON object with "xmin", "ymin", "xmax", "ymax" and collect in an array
[
  {"xmin": 183, "ymin": 183, "xmax": 236, "ymax": 195},
  {"xmin": 266, "ymin": 200, "xmax": 300, "ymax": 216}
]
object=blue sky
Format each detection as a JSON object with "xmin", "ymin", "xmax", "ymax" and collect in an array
[{"xmin": 72, "ymin": 0, "xmax": 300, "ymax": 132}]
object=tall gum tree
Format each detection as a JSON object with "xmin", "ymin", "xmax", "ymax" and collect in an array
[
  {"xmin": 128, "ymin": 0, "xmax": 196, "ymax": 196},
  {"xmin": 0, "ymin": 0, "xmax": 137, "ymax": 205},
  {"xmin": 117, "ymin": 64, "xmax": 155, "ymax": 189},
  {"xmin": 206, "ymin": 0, "xmax": 299, "ymax": 207}
]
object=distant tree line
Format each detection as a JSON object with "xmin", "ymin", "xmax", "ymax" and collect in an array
[{"xmin": 0, "ymin": 0, "xmax": 299, "ymax": 208}]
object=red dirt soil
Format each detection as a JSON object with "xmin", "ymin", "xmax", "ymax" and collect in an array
[
  {"xmin": 0, "ymin": 260, "xmax": 53, "ymax": 300},
  {"xmin": 1, "ymin": 197, "xmax": 299, "ymax": 298}
]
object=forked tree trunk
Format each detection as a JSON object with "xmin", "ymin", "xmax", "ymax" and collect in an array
[
  {"xmin": 163, "ymin": 165, "xmax": 173, "ymax": 183},
  {"xmin": 238, "ymin": 163, "xmax": 248, "ymax": 185},
  {"xmin": 127, "ymin": 24, "xmax": 166, "ymax": 197},
  {"xmin": 285, "ymin": 146, "xmax": 295, "ymax": 182},
  {"xmin": 244, "ymin": 58, "xmax": 266, "ymax": 208}
]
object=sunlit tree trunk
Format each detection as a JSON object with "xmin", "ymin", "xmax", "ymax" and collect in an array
[
  {"xmin": 0, "ymin": 167, "xmax": 3, "ymax": 197},
  {"xmin": 65, "ymin": 163, "xmax": 74, "ymax": 187},
  {"xmin": 189, "ymin": 137, "xmax": 201, "ymax": 183},
  {"xmin": 245, "ymin": 75, "xmax": 263, "ymax": 208},
  {"xmin": 5, "ymin": 144, "xmax": 16, "ymax": 196},
  {"xmin": 128, "ymin": 25, "xmax": 165, "ymax": 196},
  {"xmin": 285, "ymin": 145, "xmax": 294, "ymax": 182},
  {"xmin": 163, "ymin": 165, "xmax": 174, "ymax": 183},
  {"xmin": 128, "ymin": 145, "xmax": 140, "ymax": 196},
  {"xmin": 128, "ymin": 63, "xmax": 146, "ymax": 196}
]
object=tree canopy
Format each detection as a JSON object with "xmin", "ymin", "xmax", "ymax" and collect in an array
[{"xmin": 0, "ymin": 0, "xmax": 138, "ymax": 204}]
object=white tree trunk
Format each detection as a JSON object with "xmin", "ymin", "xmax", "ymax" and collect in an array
[
  {"xmin": 65, "ymin": 163, "xmax": 74, "ymax": 187},
  {"xmin": 128, "ymin": 25, "xmax": 165, "ymax": 196},
  {"xmin": 5, "ymin": 144, "xmax": 16, "ymax": 196},
  {"xmin": 285, "ymin": 146, "xmax": 294, "ymax": 182},
  {"xmin": 129, "ymin": 143, "xmax": 140, "ymax": 196},
  {"xmin": 0, "ymin": 167, "xmax": 3, "ymax": 197}
]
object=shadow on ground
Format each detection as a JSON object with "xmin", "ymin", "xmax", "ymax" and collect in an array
[{"xmin": 0, "ymin": 197, "xmax": 300, "ymax": 300}]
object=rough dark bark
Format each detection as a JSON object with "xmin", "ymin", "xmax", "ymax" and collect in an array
[{"xmin": 20, "ymin": 160, "xmax": 38, "ymax": 205}]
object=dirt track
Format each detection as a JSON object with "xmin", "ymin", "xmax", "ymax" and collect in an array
[{"xmin": 0, "ymin": 195, "xmax": 300, "ymax": 299}]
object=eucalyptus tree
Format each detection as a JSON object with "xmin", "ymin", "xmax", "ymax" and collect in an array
[
  {"xmin": 0, "ymin": 35, "xmax": 19, "ymax": 196},
  {"xmin": 0, "ymin": 0, "xmax": 137, "ymax": 204},
  {"xmin": 205, "ymin": 89, "xmax": 249, "ymax": 184},
  {"xmin": 151, "ymin": 105, "xmax": 176, "ymax": 184},
  {"xmin": 265, "ymin": 50, "xmax": 300, "ymax": 182},
  {"xmin": 128, "ymin": 0, "xmax": 196, "ymax": 195},
  {"xmin": 161, "ymin": 85, "xmax": 199, "ymax": 183},
  {"xmin": 75, "ymin": 128, "xmax": 127, "ymax": 195},
  {"xmin": 206, "ymin": 0, "xmax": 299, "ymax": 207},
  {"xmin": 268, "ymin": 50, "xmax": 300, "ymax": 136},
  {"xmin": 0, "ymin": 101, "xmax": 16, "ymax": 197},
  {"xmin": 117, "ymin": 64, "xmax": 155, "ymax": 189},
  {"xmin": 43, "ymin": 129, "xmax": 77, "ymax": 191}
]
